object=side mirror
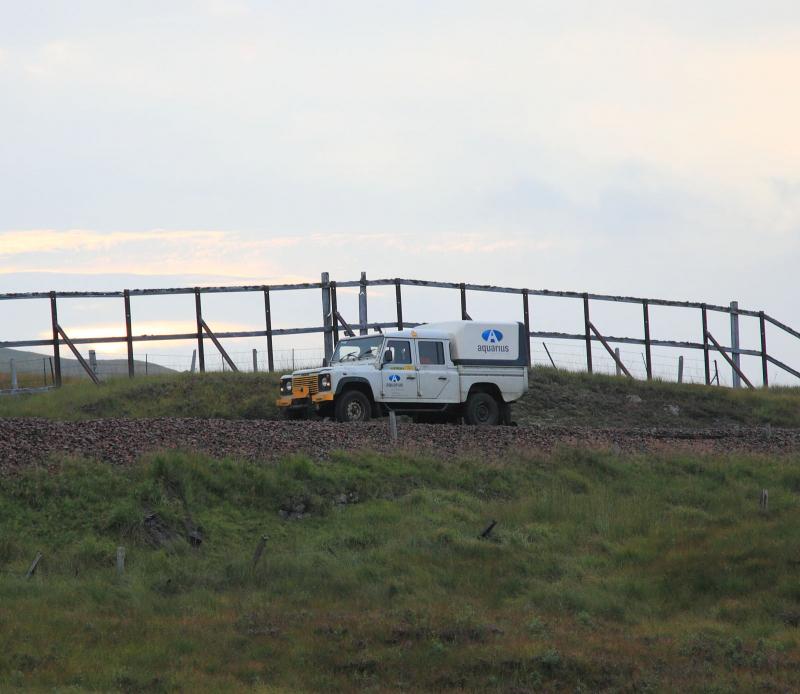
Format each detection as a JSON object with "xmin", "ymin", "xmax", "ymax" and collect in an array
[{"xmin": 383, "ymin": 350, "xmax": 393, "ymax": 365}]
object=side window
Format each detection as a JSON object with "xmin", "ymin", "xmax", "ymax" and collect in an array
[
  {"xmin": 418, "ymin": 341, "xmax": 445, "ymax": 365},
  {"xmin": 386, "ymin": 339, "xmax": 412, "ymax": 364}
]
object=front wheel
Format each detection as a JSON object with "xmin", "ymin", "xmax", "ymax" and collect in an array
[
  {"xmin": 335, "ymin": 390, "xmax": 372, "ymax": 423},
  {"xmin": 464, "ymin": 392, "xmax": 501, "ymax": 426}
]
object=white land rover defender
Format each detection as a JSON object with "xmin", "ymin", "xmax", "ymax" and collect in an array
[{"xmin": 276, "ymin": 321, "xmax": 528, "ymax": 425}]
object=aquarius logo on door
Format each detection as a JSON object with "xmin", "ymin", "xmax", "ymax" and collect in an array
[{"xmin": 387, "ymin": 374, "xmax": 401, "ymax": 384}]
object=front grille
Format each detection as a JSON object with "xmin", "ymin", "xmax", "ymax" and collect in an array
[{"xmin": 292, "ymin": 374, "xmax": 318, "ymax": 397}]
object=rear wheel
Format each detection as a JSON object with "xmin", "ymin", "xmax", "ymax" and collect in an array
[
  {"xmin": 335, "ymin": 390, "xmax": 372, "ymax": 423},
  {"xmin": 464, "ymin": 392, "xmax": 501, "ymax": 426}
]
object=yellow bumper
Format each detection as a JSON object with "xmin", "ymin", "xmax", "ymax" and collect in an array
[{"xmin": 276, "ymin": 391, "xmax": 333, "ymax": 408}]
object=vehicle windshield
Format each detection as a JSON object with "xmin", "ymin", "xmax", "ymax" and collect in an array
[{"xmin": 330, "ymin": 335, "xmax": 384, "ymax": 363}]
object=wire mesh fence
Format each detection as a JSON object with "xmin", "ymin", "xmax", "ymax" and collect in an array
[
  {"xmin": 0, "ymin": 347, "xmax": 326, "ymax": 389},
  {"xmin": 1, "ymin": 341, "xmax": 737, "ymax": 392}
]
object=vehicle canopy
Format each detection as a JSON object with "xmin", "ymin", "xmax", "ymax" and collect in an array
[{"xmin": 383, "ymin": 321, "xmax": 528, "ymax": 367}]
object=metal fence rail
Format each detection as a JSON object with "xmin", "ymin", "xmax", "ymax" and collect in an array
[{"xmin": 1, "ymin": 272, "xmax": 798, "ymax": 388}]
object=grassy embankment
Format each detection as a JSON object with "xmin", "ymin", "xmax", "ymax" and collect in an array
[
  {"xmin": 0, "ymin": 372, "xmax": 282, "ymax": 420},
  {"xmin": 1, "ymin": 367, "xmax": 799, "ymax": 428},
  {"xmin": 1, "ymin": 447, "xmax": 800, "ymax": 691}
]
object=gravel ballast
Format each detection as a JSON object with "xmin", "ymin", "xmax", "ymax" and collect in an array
[{"xmin": 0, "ymin": 418, "xmax": 798, "ymax": 471}]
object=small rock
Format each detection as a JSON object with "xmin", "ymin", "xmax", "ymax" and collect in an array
[
  {"xmin": 626, "ymin": 395, "xmax": 643, "ymax": 405},
  {"xmin": 278, "ymin": 509, "xmax": 289, "ymax": 519},
  {"xmin": 337, "ymin": 494, "xmax": 348, "ymax": 505},
  {"xmin": 665, "ymin": 404, "xmax": 680, "ymax": 416}
]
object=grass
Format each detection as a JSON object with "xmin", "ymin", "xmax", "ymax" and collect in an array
[
  {"xmin": 521, "ymin": 367, "xmax": 800, "ymax": 428},
  {"xmin": 2, "ymin": 366, "xmax": 800, "ymax": 428},
  {"xmin": 1, "ymin": 447, "xmax": 800, "ymax": 691},
  {"xmin": 0, "ymin": 372, "xmax": 282, "ymax": 420}
]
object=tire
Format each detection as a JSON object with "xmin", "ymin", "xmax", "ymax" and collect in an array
[
  {"xmin": 285, "ymin": 408, "xmax": 308, "ymax": 420},
  {"xmin": 464, "ymin": 392, "xmax": 501, "ymax": 426},
  {"xmin": 335, "ymin": 390, "xmax": 372, "ymax": 423}
]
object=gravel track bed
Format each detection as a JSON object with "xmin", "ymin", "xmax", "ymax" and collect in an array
[{"xmin": 1, "ymin": 418, "xmax": 798, "ymax": 471}]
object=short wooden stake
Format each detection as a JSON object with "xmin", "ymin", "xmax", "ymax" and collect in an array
[
  {"xmin": 116, "ymin": 546, "xmax": 126, "ymax": 575},
  {"xmin": 388, "ymin": 410, "xmax": 398, "ymax": 444},
  {"xmin": 678, "ymin": 356, "xmax": 684, "ymax": 384},
  {"xmin": 252, "ymin": 535, "xmax": 268, "ymax": 569},
  {"xmin": 480, "ymin": 520, "xmax": 497, "ymax": 539},
  {"xmin": 26, "ymin": 552, "xmax": 42, "ymax": 579},
  {"xmin": 252, "ymin": 349, "xmax": 258, "ymax": 372},
  {"xmin": 760, "ymin": 489, "xmax": 769, "ymax": 512},
  {"xmin": 614, "ymin": 348, "xmax": 621, "ymax": 377}
]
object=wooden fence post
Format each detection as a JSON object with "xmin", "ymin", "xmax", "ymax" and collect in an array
[
  {"xmin": 263, "ymin": 287, "xmax": 274, "ymax": 373},
  {"xmin": 116, "ymin": 546, "xmax": 126, "ymax": 575},
  {"xmin": 252, "ymin": 349, "xmax": 258, "ymax": 372},
  {"xmin": 583, "ymin": 293, "xmax": 593, "ymax": 374},
  {"xmin": 759, "ymin": 311, "xmax": 768, "ymax": 387},
  {"xmin": 701, "ymin": 304, "xmax": 710, "ymax": 385},
  {"xmin": 523, "ymin": 290, "xmax": 531, "ymax": 367},
  {"xmin": 330, "ymin": 281, "xmax": 340, "ymax": 345},
  {"xmin": 123, "ymin": 289, "xmax": 134, "ymax": 378},
  {"xmin": 194, "ymin": 288, "xmax": 205, "ymax": 373},
  {"xmin": 321, "ymin": 272, "xmax": 334, "ymax": 361},
  {"xmin": 395, "ymin": 279, "xmax": 403, "ymax": 330},
  {"xmin": 49, "ymin": 291, "xmax": 62, "ymax": 387},
  {"xmin": 358, "ymin": 271, "xmax": 368, "ymax": 335},
  {"xmin": 460, "ymin": 283, "xmax": 471, "ymax": 320},
  {"xmin": 642, "ymin": 300, "xmax": 652, "ymax": 380},
  {"xmin": 730, "ymin": 301, "xmax": 741, "ymax": 388},
  {"xmin": 678, "ymin": 356, "xmax": 684, "ymax": 383}
]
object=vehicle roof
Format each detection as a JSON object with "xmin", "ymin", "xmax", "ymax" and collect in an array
[
  {"xmin": 384, "ymin": 328, "xmax": 452, "ymax": 340},
  {"xmin": 341, "ymin": 320, "xmax": 520, "ymax": 342}
]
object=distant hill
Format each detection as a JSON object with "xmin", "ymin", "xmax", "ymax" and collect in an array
[{"xmin": 0, "ymin": 347, "xmax": 176, "ymax": 378}]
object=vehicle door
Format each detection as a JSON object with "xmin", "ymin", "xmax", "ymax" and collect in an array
[
  {"xmin": 381, "ymin": 338, "xmax": 418, "ymax": 400},
  {"xmin": 416, "ymin": 339, "xmax": 459, "ymax": 401}
]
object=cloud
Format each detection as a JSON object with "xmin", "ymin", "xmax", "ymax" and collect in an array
[{"xmin": 0, "ymin": 229, "xmax": 226, "ymax": 255}]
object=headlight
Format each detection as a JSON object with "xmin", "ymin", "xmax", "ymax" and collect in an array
[
  {"xmin": 318, "ymin": 373, "xmax": 331, "ymax": 391},
  {"xmin": 281, "ymin": 378, "xmax": 292, "ymax": 394}
]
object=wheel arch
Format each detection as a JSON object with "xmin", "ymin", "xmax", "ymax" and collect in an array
[
  {"xmin": 466, "ymin": 382, "xmax": 504, "ymax": 403},
  {"xmin": 335, "ymin": 377, "xmax": 379, "ymax": 416}
]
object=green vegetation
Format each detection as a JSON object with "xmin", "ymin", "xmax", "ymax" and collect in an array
[
  {"xmin": 520, "ymin": 367, "xmax": 800, "ymax": 428},
  {"xmin": 0, "ymin": 372, "xmax": 281, "ymax": 420},
  {"xmin": 2, "ymin": 366, "xmax": 800, "ymax": 428},
  {"xmin": 1, "ymin": 448, "xmax": 799, "ymax": 691}
]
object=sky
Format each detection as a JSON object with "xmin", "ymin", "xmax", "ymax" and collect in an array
[{"xmin": 1, "ymin": 1, "xmax": 799, "ymax": 382}]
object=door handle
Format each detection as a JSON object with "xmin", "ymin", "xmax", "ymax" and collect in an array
[
  {"xmin": 437, "ymin": 377, "xmax": 448, "ymax": 381},
  {"xmin": 406, "ymin": 376, "xmax": 416, "ymax": 380}
]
